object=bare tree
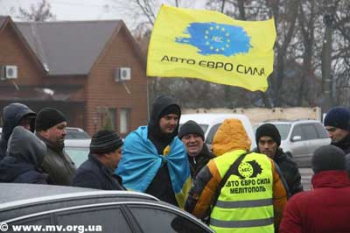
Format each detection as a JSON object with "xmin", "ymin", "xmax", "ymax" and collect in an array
[
  {"xmin": 326, "ymin": 0, "xmax": 350, "ymax": 106},
  {"xmin": 18, "ymin": 0, "xmax": 55, "ymax": 21}
]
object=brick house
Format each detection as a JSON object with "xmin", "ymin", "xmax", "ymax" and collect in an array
[{"xmin": 0, "ymin": 16, "xmax": 148, "ymax": 137}]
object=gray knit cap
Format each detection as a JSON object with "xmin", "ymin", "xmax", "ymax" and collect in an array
[
  {"xmin": 90, "ymin": 130, "xmax": 123, "ymax": 154},
  {"xmin": 312, "ymin": 145, "xmax": 346, "ymax": 173}
]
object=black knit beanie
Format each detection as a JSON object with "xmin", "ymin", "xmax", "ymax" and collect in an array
[
  {"xmin": 312, "ymin": 145, "xmax": 346, "ymax": 174},
  {"xmin": 324, "ymin": 106, "xmax": 350, "ymax": 131},
  {"xmin": 90, "ymin": 130, "xmax": 123, "ymax": 154},
  {"xmin": 159, "ymin": 104, "xmax": 181, "ymax": 119},
  {"xmin": 178, "ymin": 120, "xmax": 205, "ymax": 140},
  {"xmin": 35, "ymin": 108, "xmax": 66, "ymax": 131},
  {"xmin": 255, "ymin": 123, "xmax": 281, "ymax": 146}
]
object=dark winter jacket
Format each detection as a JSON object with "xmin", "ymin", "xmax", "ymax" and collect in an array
[
  {"xmin": 274, "ymin": 148, "xmax": 303, "ymax": 195},
  {"xmin": 332, "ymin": 133, "xmax": 350, "ymax": 154},
  {"xmin": 255, "ymin": 147, "xmax": 303, "ymax": 195},
  {"xmin": 280, "ymin": 170, "xmax": 350, "ymax": 233},
  {"xmin": 146, "ymin": 95, "xmax": 182, "ymax": 206},
  {"xmin": 0, "ymin": 103, "xmax": 36, "ymax": 160},
  {"xmin": 36, "ymin": 133, "xmax": 76, "ymax": 186},
  {"xmin": 188, "ymin": 144, "xmax": 215, "ymax": 178},
  {"xmin": 71, "ymin": 153, "xmax": 125, "ymax": 190},
  {"xmin": 0, "ymin": 126, "xmax": 49, "ymax": 184}
]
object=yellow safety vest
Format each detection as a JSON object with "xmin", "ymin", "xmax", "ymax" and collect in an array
[{"xmin": 210, "ymin": 150, "xmax": 274, "ymax": 233}]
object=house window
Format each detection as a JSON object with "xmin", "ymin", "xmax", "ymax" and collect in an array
[
  {"xmin": 108, "ymin": 108, "xmax": 117, "ymax": 131},
  {"xmin": 120, "ymin": 108, "xmax": 131, "ymax": 134}
]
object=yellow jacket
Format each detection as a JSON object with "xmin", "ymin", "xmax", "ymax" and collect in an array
[{"xmin": 185, "ymin": 119, "xmax": 287, "ymax": 231}]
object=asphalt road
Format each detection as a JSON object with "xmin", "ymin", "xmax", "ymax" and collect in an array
[{"xmin": 300, "ymin": 168, "xmax": 313, "ymax": 191}]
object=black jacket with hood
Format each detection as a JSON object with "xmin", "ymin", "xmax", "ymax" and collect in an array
[
  {"xmin": 255, "ymin": 147, "xmax": 303, "ymax": 195},
  {"xmin": 0, "ymin": 103, "xmax": 36, "ymax": 160},
  {"xmin": 273, "ymin": 148, "xmax": 303, "ymax": 195},
  {"xmin": 146, "ymin": 95, "xmax": 182, "ymax": 206},
  {"xmin": 188, "ymin": 144, "xmax": 215, "ymax": 178},
  {"xmin": 0, "ymin": 126, "xmax": 49, "ymax": 184},
  {"xmin": 332, "ymin": 133, "xmax": 350, "ymax": 154}
]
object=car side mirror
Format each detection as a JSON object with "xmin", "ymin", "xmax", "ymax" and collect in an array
[{"xmin": 292, "ymin": 135, "xmax": 302, "ymax": 142}]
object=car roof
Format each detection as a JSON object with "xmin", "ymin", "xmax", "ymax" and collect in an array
[
  {"xmin": 0, "ymin": 183, "xmax": 159, "ymax": 220},
  {"xmin": 0, "ymin": 183, "xmax": 156, "ymax": 205},
  {"xmin": 64, "ymin": 138, "xmax": 91, "ymax": 147},
  {"xmin": 263, "ymin": 119, "xmax": 321, "ymax": 125},
  {"xmin": 0, "ymin": 183, "xmax": 93, "ymax": 204},
  {"xmin": 66, "ymin": 127, "xmax": 86, "ymax": 132},
  {"xmin": 0, "ymin": 183, "xmax": 214, "ymax": 232},
  {"xmin": 180, "ymin": 113, "xmax": 250, "ymax": 124}
]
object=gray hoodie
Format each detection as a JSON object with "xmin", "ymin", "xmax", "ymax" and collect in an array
[{"xmin": 0, "ymin": 126, "xmax": 48, "ymax": 183}]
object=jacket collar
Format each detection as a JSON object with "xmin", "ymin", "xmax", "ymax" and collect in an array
[
  {"xmin": 36, "ymin": 133, "xmax": 64, "ymax": 152},
  {"xmin": 274, "ymin": 148, "xmax": 287, "ymax": 161},
  {"xmin": 89, "ymin": 153, "xmax": 114, "ymax": 174},
  {"xmin": 332, "ymin": 133, "xmax": 350, "ymax": 152},
  {"xmin": 89, "ymin": 153, "xmax": 124, "ymax": 188},
  {"xmin": 312, "ymin": 170, "xmax": 350, "ymax": 188}
]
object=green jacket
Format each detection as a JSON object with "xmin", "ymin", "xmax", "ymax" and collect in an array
[{"xmin": 37, "ymin": 134, "xmax": 76, "ymax": 185}]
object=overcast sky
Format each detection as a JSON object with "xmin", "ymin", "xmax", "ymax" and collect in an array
[{"xmin": 0, "ymin": 0, "xmax": 207, "ymax": 30}]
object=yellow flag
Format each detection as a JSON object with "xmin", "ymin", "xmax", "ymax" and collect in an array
[{"xmin": 147, "ymin": 5, "xmax": 276, "ymax": 92}]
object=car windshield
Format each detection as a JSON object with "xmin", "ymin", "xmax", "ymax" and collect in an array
[
  {"xmin": 273, "ymin": 123, "xmax": 292, "ymax": 140},
  {"xmin": 65, "ymin": 147, "xmax": 89, "ymax": 168},
  {"xmin": 66, "ymin": 130, "xmax": 90, "ymax": 139},
  {"xmin": 198, "ymin": 124, "xmax": 209, "ymax": 134}
]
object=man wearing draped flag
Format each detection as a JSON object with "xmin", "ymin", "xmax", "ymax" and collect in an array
[{"xmin": 116, "ymin": 95, "xmax": 191, "ymax": 208}]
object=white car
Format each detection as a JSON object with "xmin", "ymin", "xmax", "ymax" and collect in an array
[
  {"xmin": 256, "ymin": 120, "xmax": 331, "ymax": 167},
  {"xmin": 65, "ymin": 127, "xmax": 90, "ymax": 139},
  {"xmin": 65, "ymin": 139, "xmax": 91, "ymax": 168},
  {"xmin": 180, "ymin": 113, "xmax": 256, "ymax": 150}
]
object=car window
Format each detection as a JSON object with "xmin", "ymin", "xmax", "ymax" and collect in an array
[
  {"xmin": 129, "ymin": 205, "xmax": 211, "ymax": 233},
  {"xmin": 314, "ymin": 123, "xmax": 329, "ymax": 138},
  {"xmin": 56, "ymin": 206, "xmax": 132, "ymax": 233},
  {"xmin": 65, "ymin": 130, "xmax": 90, "ymax": 139},
  {"xmin": 198, "ymin": 124, "xmax": 209, "ymax": 134},
  {"xmin": 273, "ymin": 124, "xmax": 291, "ymax": 140},
  {"xmin": 206, "ymin": 123, "xmax": 221, "ymax": 144},
  {"xmin": 302, "ymin": 124, "xmax": 318, "ymax": 140},
  {"xmin": 291, "ymin": 125, "xmax": 304, "ymax": 141},
  {"xmin": 65, "ymin": 147, "xmax": 89, "ymax": 168}
]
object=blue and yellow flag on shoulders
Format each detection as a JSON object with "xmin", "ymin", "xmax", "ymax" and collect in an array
[{"xmin": 147, "ymin": 5, "xmax": 276, "ymax": 92}]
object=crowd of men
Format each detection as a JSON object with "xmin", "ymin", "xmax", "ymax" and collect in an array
[{"xmin": 0, "ymin": 97, "xmax": 350, "ymax": 233}]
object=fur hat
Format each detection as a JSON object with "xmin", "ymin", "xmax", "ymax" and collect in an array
[
  {"xmin": 35, "ymin": 108, "xmax": 66, "ymax": 131},
  {"xmin": 90, "ymin": 130, "xmax": 123, "ymax": 154},
  {"xmin": 312, "ymin": 145, "xmax": 346, "ymax": 173},
  {"xmin": 324, "ymin": 107, "xmax": 350, "ymax": 131},
  {"xmin": 178, "ymin": 120, "xmax": 205, "ymax": 140},
  {"xmin": 255, "ymin": 123, "xmax": 281, "ymax": 146}
]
